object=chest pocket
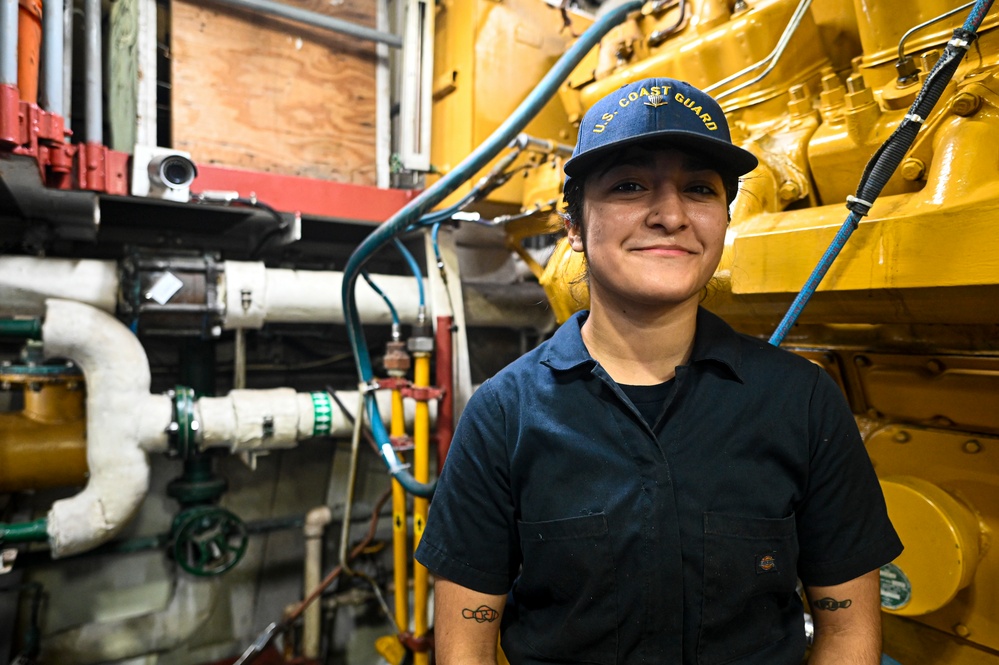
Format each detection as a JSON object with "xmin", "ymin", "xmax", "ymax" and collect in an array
[
  {"xmin": 698, "ymin": 512, "xmax": 801, "ymax": 664},
  {"xmin": 511, "ymin": 513, "xmax": 618, "ymax": 664}
]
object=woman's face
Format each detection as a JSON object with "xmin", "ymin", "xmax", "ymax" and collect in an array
[{"xmin": 567, "ymin": 146, "xmax": 729, "ymax": 314}]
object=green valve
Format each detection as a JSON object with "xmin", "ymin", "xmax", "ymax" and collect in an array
[{"xmin": 311, "ymin": 392, "xmax": 332, "ymax": 437}]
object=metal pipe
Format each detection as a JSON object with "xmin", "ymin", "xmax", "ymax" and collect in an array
[
  {"xmin": 233, "ymin": 328, "xmax": 247, "ymax": 389},
  {"xmin": 435, "ymin": 316, "xmax": 454, "ymax": 472},
  {"xmin": 337, "ymin": 391, "xmax": 367, "ymax": 575},
  {"xmin": 376, "ymin": 0, "xmax": 390, "ymax": 187},
  {"xmin": 62, "ymin": 0, "xmax": 71, "ymax": 129},
  {"xmin": 83, "ymin": 0, "xmax": 101, "ymax": 142},
  {"xmin": 42, "ymin": 0, "xmax": 64, "ymax": 114},
  {"xmin": 390, "ymin": 386, "xmax": 409, "ymax": 634},
  {"xmin": 204, "ymin": 0, "xmax": 402, "ymax": 48},
  {"xmin": 0, "ymin": 318, "xmax": 42, "ymax": 338},
  {"xmin": 0, "ymin": 518, "xmax": 49, "ymax": 544},
  {"xmin": 411, "ymin": 352, "xmax": 431, "ymax": 665},
  {"xmin": 704, "ymin": 0, "xmax": 811, "ymax": 100},
  {"xmin": 1, "ymin": 0, "xmax": 18, "ymax": 85},
  {"xmin": 898, "ymin": 0, "xmax": 976, "ymax": 61}
]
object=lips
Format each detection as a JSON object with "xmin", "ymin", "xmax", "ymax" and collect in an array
[{"xmin": 631, "ymin": 244, "xmax": 697, "ymax": 256}]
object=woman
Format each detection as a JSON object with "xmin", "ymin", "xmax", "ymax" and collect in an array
[{"xmin": 416, "ymin": 77, "xmax": 902, "ymax": 665}]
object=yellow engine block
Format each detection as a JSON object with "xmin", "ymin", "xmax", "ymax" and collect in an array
[{"xmin": 431, "ymin": 1, "xmax": 999, "ymax": 662}]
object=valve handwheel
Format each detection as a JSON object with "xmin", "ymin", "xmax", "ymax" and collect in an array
[{"xmin": 172, "ymin": 507, "xmax": 248, "ymax": 576}]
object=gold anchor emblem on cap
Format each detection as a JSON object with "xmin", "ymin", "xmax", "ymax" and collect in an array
[{"xmin": 644, "ymin": 94, "xmax": 667, "ymax": 108}]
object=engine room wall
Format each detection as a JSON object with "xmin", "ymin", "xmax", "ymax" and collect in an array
[{"xmin": 170, "ymin": 0, "xmax": 380, "ymax": 183}]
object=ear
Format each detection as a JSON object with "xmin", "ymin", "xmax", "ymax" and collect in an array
[{"xmin": 566, "ymin": 219, "xmax": 585, "ymax": 253}]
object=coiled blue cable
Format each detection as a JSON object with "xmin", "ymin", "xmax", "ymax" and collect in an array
[{"xmin": 340, "ymin": 0, "xmax": 645, "ymax": 497}]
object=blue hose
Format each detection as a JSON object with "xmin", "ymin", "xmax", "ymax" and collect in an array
[
  {"xmin": 360, "ymin": 270, "xmax": 400, "ymax": 327},
  {"xmin": 341, "ymin": 0, "xmax": 645, "ymax": 497},
  {"xmin": 431, "ymin": 222, "xmax": 444, "ymax": 270},
  {"xmin": 393, "ymin": 238, "xmax": 425, "ymax": 307},
  {"xmin": 769, "ymin": 0, "xmax": 994, "ymax": 346}
]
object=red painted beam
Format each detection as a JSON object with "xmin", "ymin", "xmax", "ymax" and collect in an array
[{"xmin": 192, "ymin": 165, "xmax": 420, "ymax": 223}]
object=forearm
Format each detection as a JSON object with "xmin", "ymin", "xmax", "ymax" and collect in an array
[
  {"xmin": 809, "ymin": 623, "xmax": 881, "ymax": 665},
  {"xmin": 433, "ymin": 577, "xmax": 507, "ymax": 665},
  {"xmin": 806, "ymin": 570, "xmax": 883, "ymax": 665}
]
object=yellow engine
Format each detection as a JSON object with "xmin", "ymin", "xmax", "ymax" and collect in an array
[{"xmin": 431, "ymin": 0, "xmax": 999, "ymax": 662}]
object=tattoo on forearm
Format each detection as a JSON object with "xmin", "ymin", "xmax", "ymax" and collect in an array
[
  {"xmin": 461, "ymin": 605, "xmax": 499, "ymax": 623},
  {"xmin": 813, "ymin": 597, "xmax": 852, "ymax": 611}
]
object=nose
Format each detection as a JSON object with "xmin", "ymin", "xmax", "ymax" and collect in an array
[{"xmin": 645, "ymin": 185, "xmax": 688, "ymax": 233}]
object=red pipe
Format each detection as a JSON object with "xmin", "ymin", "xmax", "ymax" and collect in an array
[{"xmin": 435, "ymin": 316, "xmax": 454, "ymax": 471}]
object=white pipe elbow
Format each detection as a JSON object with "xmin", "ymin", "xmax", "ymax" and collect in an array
[
  {"xmin": 304, "ymin": 505, "xmax": 333, "ymax": 539},
  {"xmin": 42, "ymin": 299, "xmax": 156, "ymax": 558}
]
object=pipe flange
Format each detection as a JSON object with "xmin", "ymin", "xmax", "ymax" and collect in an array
[{"xmin": 169, "ymin": 385, "xmax": 201, "ymax": 458}]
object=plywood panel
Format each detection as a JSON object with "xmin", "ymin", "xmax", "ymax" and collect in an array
[{"xmin": 171, "ymin": 0, "xmax": 378, "ymax": 184}]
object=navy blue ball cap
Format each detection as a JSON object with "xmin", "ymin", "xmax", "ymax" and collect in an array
[{"xmin": 563, "ymin": 77, "xmax": 758, "ymax": 185}]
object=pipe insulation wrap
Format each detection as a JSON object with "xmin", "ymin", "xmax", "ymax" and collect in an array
[
  {"xmin": 0, "ymin": 257, "xmax": 118, "ymax": 316},
  {"xmin": 196, "ymin": 389, "xmax": 310, "ymax": 452},
  {"xmin": 193, "ymin": 388, "xmax": 435, "ymax": 452},
  {"xmin": 42, "ymin": 299, "xmax": 157, "ymax": 557},
  {"xmin": 0, "ymin": 0, "xmax": 16, "ymax": 84},
  {"xmin": 222, "ymin": 261, "xmax": 428, "ymax": 329}
]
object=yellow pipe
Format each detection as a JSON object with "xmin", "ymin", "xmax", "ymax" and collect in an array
[
  {"xmin": 391, "ymin": 387, "xmax": 409, "ymax": 634},
  {"xmin": 412, "ymin": 353, "xmax": 431, "ymax": 665},
  {"xmin": 0, "ymin": 384, "xmax": 87, "ymax": 491}
]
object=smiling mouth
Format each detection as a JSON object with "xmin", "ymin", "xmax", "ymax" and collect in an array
[{"xmin": 632, "ymin": 246, "xmax": 695, "ymax": 256}]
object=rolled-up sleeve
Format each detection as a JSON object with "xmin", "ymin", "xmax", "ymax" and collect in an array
[{"xmin": 415, "ymin": 380, "xmax": 520, "ymax": 595}]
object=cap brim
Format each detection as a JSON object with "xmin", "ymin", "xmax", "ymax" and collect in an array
[{"xmin": 563, "ymin": 129, "xmax": 758, "ymax": 180}]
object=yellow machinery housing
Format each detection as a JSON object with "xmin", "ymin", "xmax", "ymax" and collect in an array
[{"xmin": 430, "ymin": 0, "xmax": 999, "ymax": 662}]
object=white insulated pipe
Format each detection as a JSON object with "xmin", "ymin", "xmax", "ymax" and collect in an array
[
  {"xmin": 0, "ymin": 257, "xmax": 118, "ymax": 317},
  {"xmin": 303, "ymin": 505, "xmax": 333, "ymax": 659},
  {"xmin": 84, "ymin": 0, "xmax": 101, "ymax": 142},
  {"xmin": 223, "ymin": 260, "xmax": 428, "ymax": 328},
  {"xmin": 42, "ymin": 0, "xmax": 65, "ymax": 115},
  {"xmin": 0, "ymin": 0, "xmax": 18, "ymax": 85},
  {"xmin": 156, "ymin": 387, "xmax": 435, "ymax": 455},
  {"xmin": 0, "ymin": 256, "xmax": 430, "ymax": 327},
  {"xmin": 42, "ymin": 299, "xmax": 172, "ymax": 557}
]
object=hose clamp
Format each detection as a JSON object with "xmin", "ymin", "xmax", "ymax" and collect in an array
[
  {"xmin": 358, "ymin": 380, "xmax": 381, "ymax": 394},
  {"xmin": 949, "ymin": 28, "xmax": 977, "ymax": 51},
  {"xmin": 845, "ymin": 195, "xmax": 875, "ymax": 217}
]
